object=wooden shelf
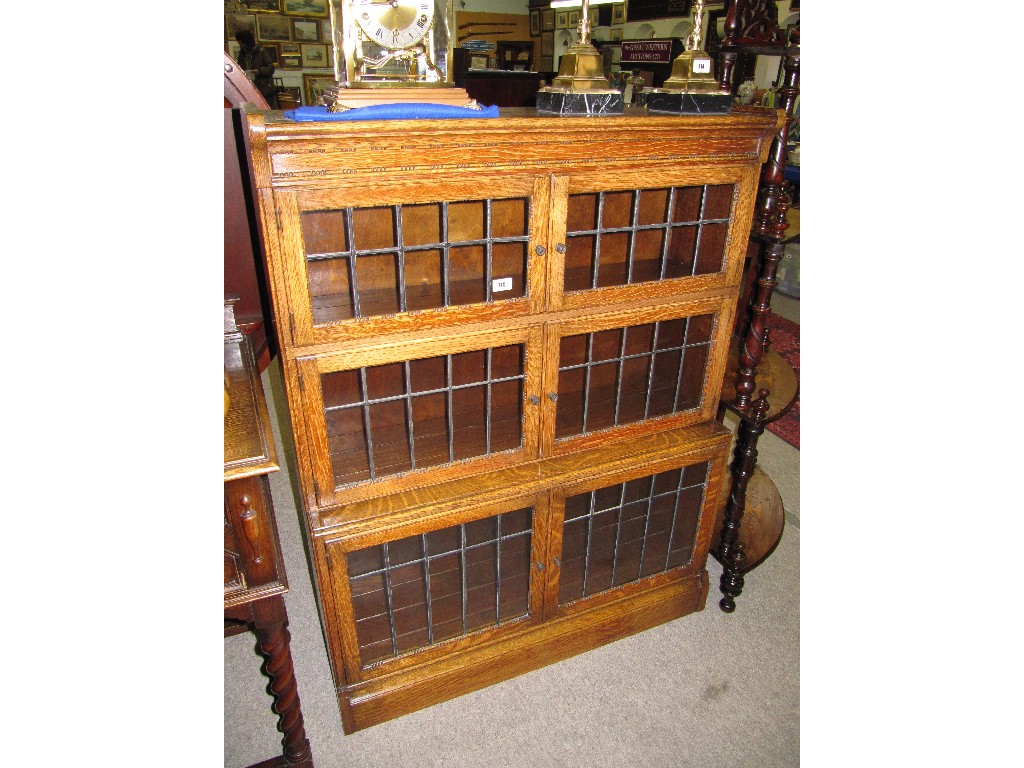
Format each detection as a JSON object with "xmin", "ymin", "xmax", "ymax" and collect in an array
[{"xmin": 711, "ymin": 465, "xmax": 785, "ymax": 573}]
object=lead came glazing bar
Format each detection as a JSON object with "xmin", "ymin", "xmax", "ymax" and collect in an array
[
  {"xmin": 663, "ymin": 467, "xmax": 692, "ymax": 570},
  {"xmin": 459, "ymin": 523, "xmax": 469, "ymax": 636},
  {"xmin": 358, "ymin": 367, "xmax": 377, "ymax": 479},
  {"xmin": 625, "ymin": 190, "xmax": 640, "ymax": 285},
  {"xmin": 344, "ymin": 208, "xmax": 362, "ymax": 318},
  {"xmin": 671, "ymin": 317, "xmax": 691, "ymax": 412},
  {"xmin": 441, "ymin": 202, "xmax": 451, "ymax": 306},
  {"xmin": 642, "ymin": 321, "xmax": 661, "ymax": 420},
  {"xmin": 485, "ymin": 348, "xmax": 493, "ymax": 454},
  {"xmin": 494, "ymin": 513, "xmax": 503, "ymax": 624},
  {"xmin": 660, "ymin": 187, "xmax": 677, "ymax": 280},
  {"xmin": 485, "ymin": 199, "xmax": 493, "ymax": 302},
  {"xmin": 403, "ymin": 360, "xmax": 416, "ymax": 470},
  {"xmin": 394, "ymin": 205, "xmax": 408, "ymax": 313},
  {"xmin": 381, "ymin": 542, "xmax": 399, "ymax": 658},
  {"xmin": 592, "ymin": 192, "xmax": 605, "ymax": 289},
  {"xmin": 582, "ymin": 489, "xmax": 597, "ymax": 597},
  {"xmin": 636, "ymin": 474, "xmax": 659, "ymax": 576},
  {"xmin": 612, "ymin": 328, "xmax": 629, "ymax": 427},
  {"xmin": 691, "ymin": 186, "xmax": 708, "ymax": 277},
  {"xmin": 446, "ymin": 354, "xmax": 456, "ymax": 463},
  {"xmin": 581, "ymin": 332, "xmax": 595, "ymax": 434},
  {"xmin": 609, "ymin": 481, "xmax": 629, "ymax": 586},
  {"xmin": 421, "ymin": 533, "xmax": 434, "ymax": 645}
]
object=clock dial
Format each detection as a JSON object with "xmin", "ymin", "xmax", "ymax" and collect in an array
[{"xmin": 353, "ymin": 0, "xmax": 435, "ymax": 50}]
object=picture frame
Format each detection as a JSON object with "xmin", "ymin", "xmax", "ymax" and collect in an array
[
  {"xmin": 610, "ymin": 27, "xmax": 623, "ymax": 42},
  {"xmin": 280, "ymin": 54, "xmax": 303, "ymax": 68},
  {"xmin": 226, "ymin": 40, "xmax": 242, "ymax": 61},
  {"xmin": 303, "ymin": 73, "xmax": 336, "ymax": 105},
  {"xmin": 301, "ymin": 42, "xmax": 328, "ymax": 68},
  {"xmin": 530, "ymin": 9, "xmax": 541, "ymax": 37},
  {"xmin": 263, "ymin": 43, "xmax": 280, "ymax": 65},
  {"xmin": 540, "ymin": 55, "xmax": 553, "ymax": 72},
  {"xmin": 470, "ymin": 54, "xmax": 489, "ymax": 69},
  {"xmin": 589, "ymin": 8, "xmax": 599, "ymax": 26},
  {"xmin": 321, "ymin": 18, "xmax": 333, "ymax": 43},
  {"xmin": 226, "ymin": 13, "xmax": 257, "ymax": 39},
  {"xmin": 556, "ymin": 11, "xmax": 569, "ymax": 30},
  {"xmin": 568, "ymin": 11, "xmax": 580, "ymax": 28},
  {"xmin": 256, "ymin": 14, "xmax": 292, "ymax": 41},
  {"xmin": 283, "ymin": 0, "xmax": 328, "ymax": 17},
  {"xmin": 243, "ymin": 0, "xmax": 281, "ymax": 12},
  {"xmin": 280, "ymin": 42, "xmax": 301, "ymax": 54},
  {"xmin": 327, "ymin": 43, "xmax": 335, "ymax": 70},
  {"xmin": 292, "ymin": 17, "xmax": 320, "ymax": 42},
  {"xmin": 611, "ymin": 4, "xmax": 626, "ymax": 25},
  {"xmin": 542, "ymin": 9, "xmax": 555, "ymax": 32},
  {"xmin": 541, "ymin": 31, "xmax": 554, "ymax": 57}
]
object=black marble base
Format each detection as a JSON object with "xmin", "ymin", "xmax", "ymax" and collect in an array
[
  {"xmin": 646, "ymin": 91, "xmax": 734, "ymax": 115},
  {"xmin": 535, "ymin": 90, "xmax": 624, "ymax": 116}
]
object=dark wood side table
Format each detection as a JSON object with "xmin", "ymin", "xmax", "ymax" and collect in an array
[{"xmin": 224, "ymin": 298, "xmax": 313, "ymax": 768}]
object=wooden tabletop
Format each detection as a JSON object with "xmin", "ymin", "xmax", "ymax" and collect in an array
[{"xmin": 224, "ymin": 328, "xmax": 279, "ymax": 482}]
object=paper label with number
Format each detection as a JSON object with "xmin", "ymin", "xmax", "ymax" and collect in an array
[{"xmin": 693, "ymin": 59, "xmax": 711, "ymax": 74}]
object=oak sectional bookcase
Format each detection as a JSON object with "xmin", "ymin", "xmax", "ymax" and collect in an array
[{"xmin": 245, "ymin": 105, "xmax": 781, "ymax": 733}]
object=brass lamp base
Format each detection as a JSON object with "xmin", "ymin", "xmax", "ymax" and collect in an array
[
  {"xmin": 649, "ymin": 49, "xmax": 733, "ymax": 115},
  {"xmin": 536, "ymin": 42, "xmax": 624, "ymax": 116}
]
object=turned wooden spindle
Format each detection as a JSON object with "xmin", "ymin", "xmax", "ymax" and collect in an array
[
  {"xmin": 252, "ymin": 601, "xmax": 313, "ymax": 765},
  {"xmin": 718, "ymin": 390, "xmax": 770, "ymax": 613}
]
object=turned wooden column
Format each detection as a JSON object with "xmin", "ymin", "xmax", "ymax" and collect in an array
[{"xmin": 251, "ymin": 599, "xmax": 313, "ymax": 766}]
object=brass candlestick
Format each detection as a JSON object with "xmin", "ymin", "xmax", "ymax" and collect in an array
[
  {"xmin": 536, "ymin": 0, "xmax": 624, "ymax": 115},
  {"xmin": 647, "ymin": 0, "xmax": 733, "ymax": 114}
]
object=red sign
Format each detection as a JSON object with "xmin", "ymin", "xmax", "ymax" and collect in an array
[{"xmin": 619, "ymin": 39, "xmax": 675, "ymax": 65}]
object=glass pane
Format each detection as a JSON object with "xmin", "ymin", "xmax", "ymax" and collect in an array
[
  {"xmin": 557, "ymin": 462, "xmax": 710, "ymax": 606},
  {"xmin": 324, "ymin": 345, "xmax": 526, "ymax": 488},
  {"xmin": 301, "ymin": 196, "xmax": 531, "ymax": 324},
  {"xmin": 347, "ymin": 508, "xmax": 534, "ymax": 668},
  {"xmin": 564, "ymin": 183, "xmax": 735, "ymax": 293},
  {"xmin": 556, "ymin": 314, "xmax": 717, "ymax": 440}
]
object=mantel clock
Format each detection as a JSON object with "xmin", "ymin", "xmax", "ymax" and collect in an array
[{"xmin": 331, "ymin": 0, "xmax": 458, "ymax": 89}]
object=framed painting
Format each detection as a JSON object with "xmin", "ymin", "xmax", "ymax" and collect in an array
[
  {"xmin": 542, "ymin": 9, "xmax": 555, "ymax": 32},
  {"xmin": 610, "ymin": 27, "xmax": 623, "ymax": 42},
  {"xmin": 301, "ymin": 42, "xmax": 328, "ymax": 67},
  {"xmin": 539, "ymin": 55, "xmax": 553, "ymax": 72},
  {"xmin": 589, "ymin": 8, "xmax": 599, "ymax": 26},
  {"xmin": 556, "ymin": 11, "xmax": 568, "ymax": 30},
  {"xmin": 321, "ymin": 18, "xmax": 333, "ymax": 42},
  {"xmin": 530, "ymin": 9, "xmax": 541, "ymax": 37},
  {"xmin": 303, "ymin": 73, "xmax": 336, "ymax": 105},
  {"xmin": 541, "ymin": 31, "xmax": 554, "ymax": 57},
  {"xmin": 568, "ymin": 11, "xmax": 580, "ymax": 28},
  {"xmin": 226, "ymin": 13, "xmax": 257, "ymax": 39},
  {"xmin": 283, "ymin": 0, "xmax": 328, "ymax": 17},
  {"xmin": 280, "ymin": 42, "xmax": 301, "ymax": 54},
  {"xmin": 243, "ymin": 0, "xmax": 281, "ymax": 12},
  {"xmin": 256, "ymin": 14, "xmax": 292, "ymax": 41},
  {"xmin": 281, "ymin": 54, "xmax": 303, "ymax": 68},
  {"xmin": 263, "ymin": 43, "xmax": 280, "ymax": 65},
  {"xmin": 327, "ymin": 43, "xmax": 335, "ymax": 70},
  {"xmin": 292, "ymin": 17, "xmax": 321, "ymax": 42},
  {"xmin": 611, "ymin": 4, "xmax": 626, "ymax": 25}
]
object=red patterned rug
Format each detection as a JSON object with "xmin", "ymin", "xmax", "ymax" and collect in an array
[{"xmin": 765, "ymin": 312, "xmax": 800, "ymax": 450}]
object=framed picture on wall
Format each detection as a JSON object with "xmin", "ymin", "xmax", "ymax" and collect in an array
[
  {"xmin": 568, "ymin": 11, "xmax": 580, "ymax": 28},
  {"xmin": 321, "ymin": 18, "xmax": 332, "ymax": 42},
  {"xmin": 283, "ymin": 0, "xmax": 328, "ymax": 16},
  {"xmin": 226, "ymin": 13, "xmax": 257, "ymax": 39},
  {"xmin": 589, "ymin": 8, "xmax": 599, "ymax": 25},
  {"xmin": 292, "ymin": 17, "xmax": 320, "ymax": 41},
  {"xmin": 610, "ymin": 28, "xmax": 623, "ymax": 42},
  {"xmin": 256, "ymin": 14, "xmax": 292, "ymax": 41},
  {"xmin": 263, "ymin": 43, "xmax": 280, "ymax": 65},
  {"xmin": 243, "ymin": 0, "xmax": 281, "ymax": 12},
  {"xmin": 611, "ymin": 4, "xmax": 626, "ymax": 25},
  {"xmin": 280, "ymin": 42, "xmax": 300, "ymax": 54},
  {"xmin": 530, "ymin": 9, "xmax": 541, "ymax": 37},
  {"xmin": 541, "ymin": 31, "xmax": 554, "ymax": 57},
  {"xmin": 556, "ymin": 11, "xmax": 568, "ymax": 29},
  {"xmin": 301, "ymin": 42, "xmax": 328, "ymax": 67},
  {"xmin": 470, "ymin": 54, "xmax": 488, "ymax": 69},
  {"xmin": 327, "ymin": 43, "xmax": 335, "ymax": 70},
  {"xmin": 281, "ymin": 54, "xmax": 303, "ymax": 68},
  {"xmin": 542, "ymin": 9, "xmax": 555, "ymax": 32},
  {"xmin": 540, "ymin": 55, "xmax": 553, "ymax": 72},
  {"xmin": 303, "ymin": 73, "xmax": 336, "ymax": 105}
]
